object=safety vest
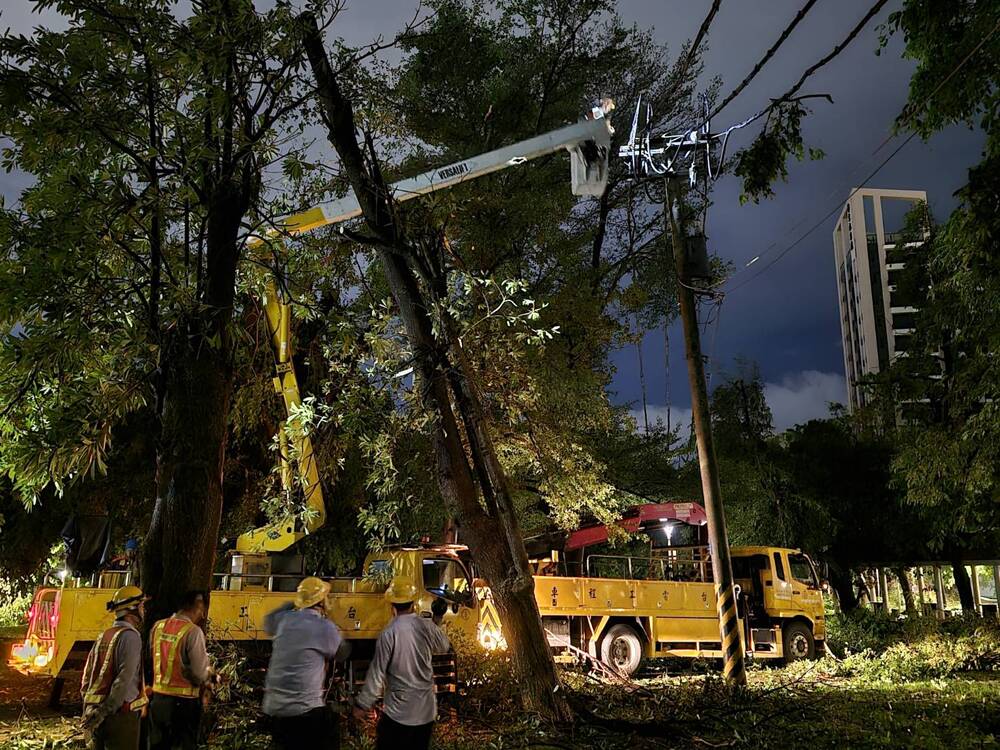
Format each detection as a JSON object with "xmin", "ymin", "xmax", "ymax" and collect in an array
[
  {"xmin": 81, "ymin": 625, "xmax": 149, "ymax": 712},
  {"xmin": 151, "ymin": 617, "xmax": 200, "ymax": 698}
]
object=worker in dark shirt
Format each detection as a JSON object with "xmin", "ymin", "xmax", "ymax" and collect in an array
[{"xmin": 149, "ymin": 590, "xmax": 217, "ymax": 750}]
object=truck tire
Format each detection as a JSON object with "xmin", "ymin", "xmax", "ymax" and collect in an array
[
  {"xmin": 600, "ymin": 624, "xmax": 643, "ymax": 676},
  {"xmin": 782, "ymin": 621, "xmax": 815, "ymax": 663}
]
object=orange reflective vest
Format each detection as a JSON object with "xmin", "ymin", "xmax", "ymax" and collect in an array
[
  {"xmin": 81, "ymin": 625, "xmax": 148, "ymax": 712},
  {"xmin": 151, "ymin": 617, "xmax": 200, "ymax": 698}
]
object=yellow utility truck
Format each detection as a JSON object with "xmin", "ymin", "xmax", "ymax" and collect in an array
[
  {"xmin": 520, "ymin": 502, "xmax": 827, "ymax": 674},
  {"xmin": 10, "ymin": 545, "xmax": 482, "ymax": 692}
]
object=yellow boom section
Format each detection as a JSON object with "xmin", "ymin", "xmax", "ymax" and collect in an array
[{"xmin": 235, "ymin": 279, "xmax": 326, "ymax": 553}]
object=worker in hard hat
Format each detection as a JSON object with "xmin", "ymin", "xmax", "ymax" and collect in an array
[
  {"xmin": 352, "ymin": 581, "xmax": 452, "ymax": 750},
  {"xmin": 148, "ymin": 590, "xmax": 217, "ymax": 750},
  {"xmin": 80, "ymin": 585, "xmax": 149, "ymax": 750},
  {"xmin": 263, "ymin": 576, "xmax": 350, "ymax": 750}
]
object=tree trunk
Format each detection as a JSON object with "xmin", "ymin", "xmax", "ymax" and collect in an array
[
  {"xmin": 143, "ymin": 329, "xmax": 231, "ymax": 622},
  {"xmin": 300, "ymin": 13, "xmax": 571, "ymax": 721},
  {"xmin": 893, "ymin": 566, "xmax": 916, "ymax": 614},
  {"xmin": 142, "ymin": 179, "xmax": 246, "ymax": 623},
  {"xmin": 855, "ymin": 570, "xmax": 873, "ymax": 607},
  {"xmin": 951, "ymin": 560, "xmax": 976, "ymax": 613},
  {"xmin": 375, "ymin": 247, "xmax": 571, "ymax": 719},
  {"xmin": 829, "ymin": 565, "xmax": 858, "ymax": 613},
  {"xmin": 376, "ymin": 250, "xmax": 571, "ymax": 720}
]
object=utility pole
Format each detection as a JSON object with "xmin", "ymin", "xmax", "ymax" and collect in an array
[
  {"xmin": 619, "ymin": 94, "xmax": 757, "ymax": 685},
  {"xmin": 665, "ymin": 178, "xmax": 747, "ymax": 686}
]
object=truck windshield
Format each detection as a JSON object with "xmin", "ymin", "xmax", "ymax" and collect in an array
[
  {"xmin": 788, "ymin": 553, "xmax": 817, "ymax": 588},
  {"xmin": 422, "ymin": 558, "xmax": 472, "ymax": 603}
]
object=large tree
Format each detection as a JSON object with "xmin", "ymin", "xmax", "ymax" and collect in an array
[
  {"xmin": 0, "ymin": 0, "xmax": 331, "ymax": 617},
  {"xmin": 875, "ymin": 2, "xmax": 1000, "ymax": 609}
]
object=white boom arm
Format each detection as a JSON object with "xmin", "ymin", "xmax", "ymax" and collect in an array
[
  {"xmin": 259, "ymin": 112, "xmax": 614, "ymax": 239},
  {"xmin": 239, "ymin": 107, "xmax": 613, "ymax": 554}
]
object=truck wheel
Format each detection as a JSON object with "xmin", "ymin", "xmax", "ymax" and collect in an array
[
  {"xmin": 782, "ymin": 621, "xmax": 815, "ymax": 663},
  {"xmin": 600, "ymin": 624, "xmax": 643, "ymax": 676}
]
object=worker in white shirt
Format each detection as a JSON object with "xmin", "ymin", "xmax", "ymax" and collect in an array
[{"xmin": 352, "ymin": 582, "xmax": 451, "ymax": 749}]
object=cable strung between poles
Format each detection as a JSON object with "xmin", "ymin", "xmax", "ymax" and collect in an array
[{"xmin": 709, "ymin": 0, "xmax": 820, "ymax": 122}]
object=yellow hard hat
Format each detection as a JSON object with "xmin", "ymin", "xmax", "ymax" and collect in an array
[
  {"xmin": 385, "ymin": 580, "xmax": 419, "ymax": 605},
  {"xmin": 294, "ymin": 577, "xmax": 331, "ymax": 610},
  {"xmin": 107, "ymin": 585, "xmax": 146, "ymax": 615}
]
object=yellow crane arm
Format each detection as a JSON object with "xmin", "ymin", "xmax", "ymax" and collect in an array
[{"xmin": 235, "ymin": 280, "xmax": 326, "ymax": 553}]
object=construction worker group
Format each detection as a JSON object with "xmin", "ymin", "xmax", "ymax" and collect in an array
[
  {"xmin": 81, "ymin": 586, "xmax": 218, "ymax": 750},
  {"xmin": 81, "ymin": 577, "xmax": 451, "ymax": 750}
]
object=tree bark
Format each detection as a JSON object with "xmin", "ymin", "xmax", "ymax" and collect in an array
[
  {"xmin": 893, "ymin": 566, "xmax": 916, "ymax": 615},
  {"xmin": 829, "ymin": 565, "xmax": 858, "ymax": 613},
  {"xmin": 300, "ymin": 12, "xmax": 571, "ymax": 721},
  {"xmin": 142, "ymin": 171, "xmax": 247, "ymax": 622},
  {"xmin": 143, "ymin": 329, "xmax": 231, "ymax": 621},
  {"xmin": 856, "ymin": 570, "xmax": 874, "ymax": 607},
  {"xmin": 951, "ymin": 560, "xmax": 976, "ymax": 613}
]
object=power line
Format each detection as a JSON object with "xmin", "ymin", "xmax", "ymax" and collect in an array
[
  {"xmin": 724, "ymin": 131, "xmax": 918, "ymax": 294},
  {"xmin": 772, "ymin": 0, "xmax": 891, "ymax": 107},
  {"xmin": 721, "ymin": 15, "xmax": 1000, "ymax": 293},
  {"xmin": 709, "ymin": 0, "xmax": 820, "ymax": 122},
  {"xmin": 675, "ymin": 0, "xmax": 724, "ymax": 86}
]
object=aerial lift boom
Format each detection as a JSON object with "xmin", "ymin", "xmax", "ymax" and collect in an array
[{"xmin": 236, "ymin": 103, "xmax": 615, "ymax": 555}]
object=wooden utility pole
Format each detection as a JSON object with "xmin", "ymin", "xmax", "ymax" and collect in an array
[{"xmin": 665, "ymin": 179, "xmax": 747, "ymax": 685}]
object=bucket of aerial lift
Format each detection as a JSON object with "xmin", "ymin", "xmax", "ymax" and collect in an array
[{"xmin": 569, "ymin": 134, "xmax": 611, "ymax": 197}]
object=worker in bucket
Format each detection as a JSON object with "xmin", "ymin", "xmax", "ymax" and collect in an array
[
  {"xmin": 80, "ymin": 585, "xmax": 149, "ymax": 750},
  {"xmin": 352, "ymin": 581, "xmax": 451, "ymax": 749},
  {"xmin": 263, "ymin": 576, "xmax": 350, "ymax": 749}
]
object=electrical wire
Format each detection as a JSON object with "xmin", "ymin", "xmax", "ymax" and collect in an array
[
  {"xmin": 677, "ymin": 0, "xmax": 724, "ymax": 87},
  {"xmin": 709, "ymin": 0, "xmax": 820, "ymax": 122},
  {"xmin": 720, "ymin": 15, "xmax": 1000, "ymax": 293},
  {"xmin": 663, "ymin": 324, "xmax": 671, "ymax": 435},
  {"xmin": 724, "ymin": 130, "xmax": 919, "ymax": 294},
  {"xmin": 771, "ymin": 0, "xmax": 891, "ymax": 109}
]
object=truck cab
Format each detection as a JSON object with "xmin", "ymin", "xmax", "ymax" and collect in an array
[{"xmin": 731, "ymin": 546, "xmax": 826, "ymax": 660}]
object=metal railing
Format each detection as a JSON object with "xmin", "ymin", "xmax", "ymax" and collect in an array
[
  {"xmin": 585, "ymin": 553, "xmax": 713, "ymax": 583},
  {"xmin": 212, "ymin": 572, "xmax": 308, "ymax": 592},
  {"xmin": 27, "ymin": 590, "xmax": 59, "ymax": 640},
  {"xmin": 210, "ymin": 572, "xmax": 390, "ymax": 594}
]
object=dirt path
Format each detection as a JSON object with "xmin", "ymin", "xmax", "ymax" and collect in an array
[
  {"xmin": 1, "ymin": 639, "xmax": 83, "ymax": 714},
  {"xmin": 0, "ymin": 639, "xmax": 84, "ymax": 747}
]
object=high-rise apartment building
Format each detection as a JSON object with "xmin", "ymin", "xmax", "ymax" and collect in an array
[{"xmin": 832, "ymin": 188, "xmax": 927, "ymax": 412}]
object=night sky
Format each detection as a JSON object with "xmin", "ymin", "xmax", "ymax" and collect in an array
[{"xmin": 1, "ymin": 1, "xmax": 986, "ymax": 433}]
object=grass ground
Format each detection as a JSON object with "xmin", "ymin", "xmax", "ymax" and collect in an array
[{"xmin": 3, "ymin": 649, "xmax": 1000, "ymax": 750}]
